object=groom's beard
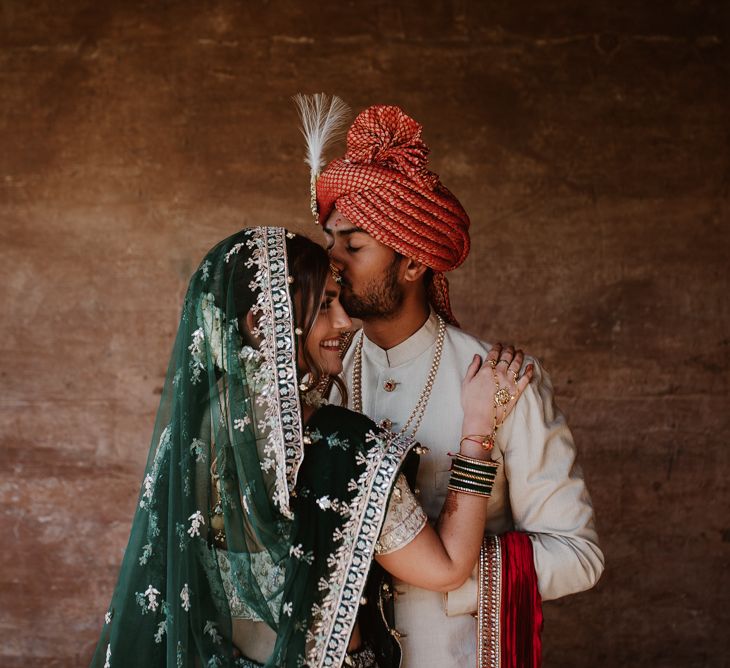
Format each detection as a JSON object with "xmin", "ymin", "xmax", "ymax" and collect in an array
[{"xmin": 340, "ymin": 257, "xmax": 404, "ymax": 320}]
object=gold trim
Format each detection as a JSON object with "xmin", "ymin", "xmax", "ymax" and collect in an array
[{"xmin": 477, "ymin": 535, "xmax": 502, "ymax": 668}]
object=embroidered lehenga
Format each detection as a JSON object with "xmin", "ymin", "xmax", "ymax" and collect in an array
[{"xmin": 89, "ymin": 226, "xmax": 425, "ymax": 668}]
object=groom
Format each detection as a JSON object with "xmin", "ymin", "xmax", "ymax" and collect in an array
[{"xmin": 317, "ymin": 105, "xmax": 604, "ymax": 666}]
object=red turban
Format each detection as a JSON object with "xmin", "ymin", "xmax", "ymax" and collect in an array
[{"xmin": 316, "ymin": 105, "xmax": 470, "ymax": 326}]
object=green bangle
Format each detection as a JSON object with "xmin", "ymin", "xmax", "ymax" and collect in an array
[{"xmin": 448, "ymin": 472, "xmax": 494, "ymax": 497}]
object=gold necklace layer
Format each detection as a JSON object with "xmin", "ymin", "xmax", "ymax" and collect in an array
[{"xmin": 352, "ymin": 315, "xmax": 446, "ymax": 439}]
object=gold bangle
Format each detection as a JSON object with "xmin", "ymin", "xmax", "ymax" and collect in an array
[
  {"xmin": 451, "ymin": 469, "xmax": 496, "ymax": 484},
  {"xmin": 451, "ymin": 452, "xmax": 501, "ymax": 468},
  {"xmin": 447, "ymin": 482, "xmax": 492, "ymax": 498}
]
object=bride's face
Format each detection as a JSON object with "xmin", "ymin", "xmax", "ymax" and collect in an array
[{"xmin": 304, "ymin": 275, "xmax": 352, "ymax": 376}]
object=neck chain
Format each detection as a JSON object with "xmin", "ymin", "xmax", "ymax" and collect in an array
[{"xmin": 352, "ymin": 315, "xmax": 446, "ymax": 439}]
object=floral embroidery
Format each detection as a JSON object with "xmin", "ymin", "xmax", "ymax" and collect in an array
[
  {"xmin": 224, "ymin": 242, "xmax": 245, "ymax": 263},
  {"xmin": 139, "ymin": 425, "xmax": 171, "ymax": 511},
  {"xmin": 233, "ymin": 415, "xmax": 251, "ymax": 432},
  {"xmin": 248, "ymin": 228, "xmax": 305, "ymax": 518},
  {"xmin": 290, "ymin": 543, "xmax": 314, "ymax": 564},
  {"xmin": 142, "ymin": 584, "xmax": 161, "ymax": 612},
  {"xmin": 176, "ymin": 522, "xmax": 190, "ymax": 551},
  {"xmin": 190, "ymin": 438, "xmax": 206, "ymax": 462},
  {"xmin": 103, "ymin": 644, "xmax": 111, "ymax": 668},
  {"xmin": 326, "ymin": 433, "xmax": 350, "ymax": 451},
  {"xmin": 305, "ymin": 430, "xmax": 413, "ymax": 667},
  {"xmin": 187, "ymin": 510, "xmax": 205, "ymax": 538},
  {"xmin": 200, "ymin": 259, "xmax": 212, "ymax": 282},
  {"xmin": 180, "ymin": 583, "xmax": 191, "ymax": 612},
  {"xmin": 139, "ymin": 542, "xmax": 153, "ymax": 566},
  {"xmin": 154, "ymin": 619, "xmax": 166, "ymax": 643},
  {"xmin": 104, "ymin": 610, "xmax": 113, "ymax": 625},
  {"xmin": 374, "ymin": 474, "xmax": 427, "ymax": 555},
  {"xmin": 188, "ymin": 328, "xmax": 205, "ymax": 384},
  {"xmin": 315, "ymin": 495, "xmax": 351, "ymax": 518},
  {"xmin": 204, "ymin": 620, "xmax": 222, "ymax": 644},
  {"xmin": 282, "ymin": 601, "xmax": 293, "ymax": 616},
  {"xmin": 306, "ymin": 428, "xmax": 323, "ymax": 443},
  {"xmin": 141, "ymin": 474, "xmax": 154, "ymax": 504}
]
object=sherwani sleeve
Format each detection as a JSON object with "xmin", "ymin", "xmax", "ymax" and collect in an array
[
  {"xmin": 446, "ymin": 358, "xmax": 604, "ymax": 613},
  {"xmin": 501, "ymin": 358, "xmax": 604, "ymax": 600}
]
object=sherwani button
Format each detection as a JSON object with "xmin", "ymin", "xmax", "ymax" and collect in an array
[
  {"xmin": 383, "ymin": 378, "xmax": 397, "ymax": 392},
  {"xmin": 380, "ymin": 418, "xmax": 393, "ymax": 430}
]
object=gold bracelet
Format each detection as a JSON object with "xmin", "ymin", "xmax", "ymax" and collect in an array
[{"xmin": 459, "ymin": 434, "xmax": 495, "ymax": 452}]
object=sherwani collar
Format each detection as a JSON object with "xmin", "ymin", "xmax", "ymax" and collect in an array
[{"xmin": 361, "ymin": 310, "xmax": 440, "ymax": 368}]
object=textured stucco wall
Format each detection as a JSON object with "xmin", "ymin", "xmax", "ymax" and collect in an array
[{"xmin": 1, "ymin": 1, "xmax": 728, "ymax": 666}]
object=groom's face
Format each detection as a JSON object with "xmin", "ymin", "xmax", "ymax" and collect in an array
[{"xmin": 323, "ymin": 209, "xmax": 405, "ymax": 320}]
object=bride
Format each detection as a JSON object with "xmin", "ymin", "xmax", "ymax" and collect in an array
[{"xmin": 89, "ymin": 226, "xmax": 531, "ymax": 668}]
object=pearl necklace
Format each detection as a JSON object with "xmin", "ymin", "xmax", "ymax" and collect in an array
[{"xmin": 352, "ymin": 315, "xmax": 446, "ymax": 439}]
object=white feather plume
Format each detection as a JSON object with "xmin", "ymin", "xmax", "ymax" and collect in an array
[{"xmin": 293, "ymin": 93, "xmax": 351, "ymax": 176}]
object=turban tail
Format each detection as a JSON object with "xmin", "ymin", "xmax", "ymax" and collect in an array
[{"xmin": 316, "ymin": 105, "xmax": 470, "ymax": 326}]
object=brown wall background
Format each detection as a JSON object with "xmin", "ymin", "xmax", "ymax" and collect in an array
[{"xmin": 1, "ymin": 1, "xmax": 728, "ymax": 666}]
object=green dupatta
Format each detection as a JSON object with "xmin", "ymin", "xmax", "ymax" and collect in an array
[{"xmin": 90, "ymin": 227, "xmax": 413, "ymax": 668}]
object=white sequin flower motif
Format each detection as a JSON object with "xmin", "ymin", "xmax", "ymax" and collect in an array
[
  {"xmin": 233, "ymin": 415, "xmax": 251, "ymax": 432},
  {"xmin": 180, "ymin": 583, "xmax": 191, "ymax": 612},
  {"xmin": 316, "ymin": 496, "xmax": 331, "ymax": 510},
  {"xmin": 143, "ymin": 584, "xmax": 161, "ymax": 611},
  {"xmin": 204, "ymin": 620, "xmax": 222, "ymax": 645},
  {"xmin": 187, "ymin": 511, "xmax": 205, "ymax": 538}
]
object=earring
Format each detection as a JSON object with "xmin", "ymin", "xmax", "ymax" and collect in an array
[{"xmin": 294, "ymin": 327, "xmax": 303, "ymax": 336}]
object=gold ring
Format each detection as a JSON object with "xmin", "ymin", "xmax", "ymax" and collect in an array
[
  {"xmin": 486, "ymin": 359, "xmax": 497, "ymax": 368},
  {"xmin": 510, "ymin": 370, "xmax": 518, "ymax": 383},
  {"xmin": 497, "ymin": 358, "xmax": 510, "ymax": 366}
]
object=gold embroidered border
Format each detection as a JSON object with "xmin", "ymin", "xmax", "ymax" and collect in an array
[
  {"xmin": 252, "ymin": 227, "xmax": 305, "ymax": 519},
  {"xmin": 308, "ymin": 431, "xmax": 413, "ymax": 668},
  {"xmin": 477, "ymin": 534, "xmax": 502, "ymax": 668}
]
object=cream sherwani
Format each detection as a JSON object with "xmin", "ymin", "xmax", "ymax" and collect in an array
[{"xmin": 332, "ymin": 311, "xmax": 604, "ymax": 667}]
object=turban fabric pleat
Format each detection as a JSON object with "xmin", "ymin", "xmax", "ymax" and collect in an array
[{"xmin": 316, "ymin": 105, "xmax": 470, "ymax": 326}]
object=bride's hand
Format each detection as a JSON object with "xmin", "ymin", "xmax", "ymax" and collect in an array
[{"xmin": 461, "ymin": 344, "xmax": 534, "ymax": 437}]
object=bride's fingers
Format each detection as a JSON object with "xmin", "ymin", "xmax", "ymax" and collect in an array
[
  {"xmin": 486, "ymin": 343, "xmax": 502, "ymax": 368},
  {"xmin": 507, "ymin": 350, "xmax": 524, "ymax": 385},
  {"xmin": 464, "ymin": 354, "xmax": 482, "ymax": 382},
  {"xmin": 516, "ymin": 364, "xmax": 534, "ymax": 394},
  {"xmin": 496, "ymin": 345, "xmax": 514, "ymax": 369}
]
